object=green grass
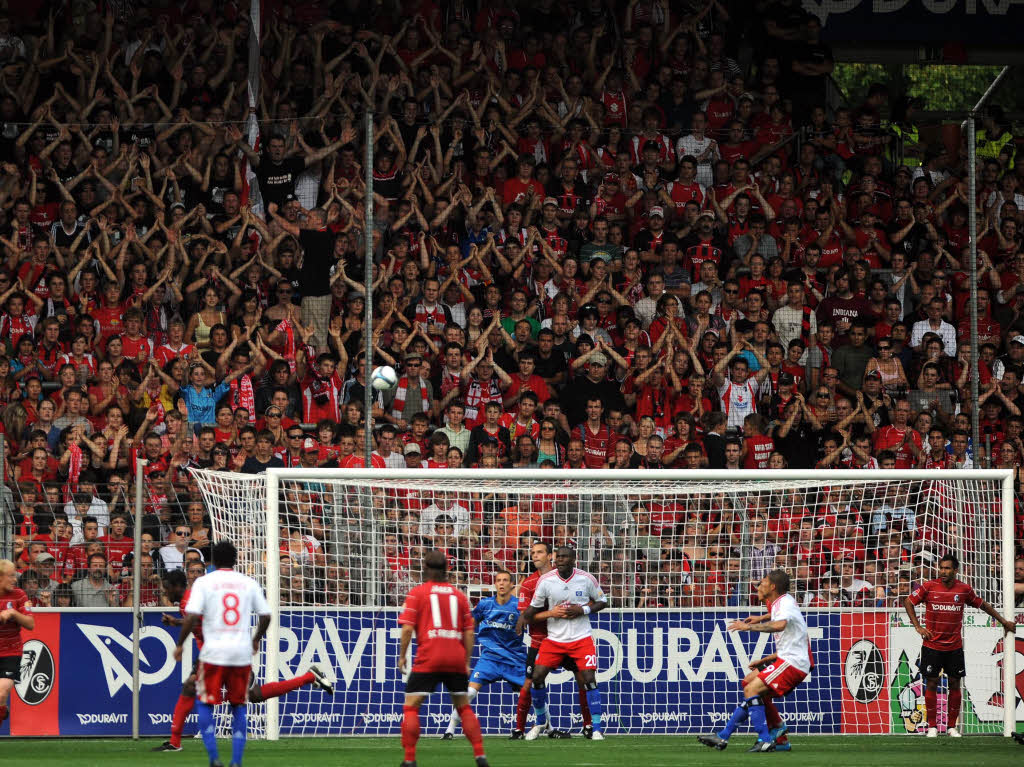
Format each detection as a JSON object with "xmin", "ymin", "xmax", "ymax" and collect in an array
[{"xmin": 1, "ymin": 735, "xmax": 1021, "ymax": 767}]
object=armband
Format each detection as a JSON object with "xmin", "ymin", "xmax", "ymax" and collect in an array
[{"xmin": 582, "ymin": 605, "xmax": 591, "ymax": 615}]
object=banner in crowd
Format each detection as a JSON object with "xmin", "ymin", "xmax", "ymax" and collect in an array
[
  {"xmin": 1, "ymin": 609, "xmax": 1020, "ymax": 737},
  {"xmin": 805, "ymin": 1, "xmax": 1024, "ymax": 44}
]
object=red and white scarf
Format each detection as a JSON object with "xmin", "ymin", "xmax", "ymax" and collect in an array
[
  {"xmin": 64, "ymin": 442, "xmax": 83, "ymax": 503},
  {"xmin": 229, "ymin": 374, "xmax": 256, "ymax": 422},
  {"xmin": 391, "ymin": 376, "xmax": 429, "ymax": 421}
]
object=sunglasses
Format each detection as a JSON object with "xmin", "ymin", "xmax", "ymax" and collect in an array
[
  {"xmin": 288, "ymin": 434, "xmax": 303, "ymax": 439},
  {"xmin": 724, "ymin": 288, "xmax": 739, "ymax": 294},
  {"xmin": 175, "ymin": 529, "xmax": 190, "ymax": 536},
  {"xmin": 817, "ymin": 391, "xmax": 830, "ymax": 397},
  {"xmin": 266, "ymin": 411, "xmax": 282, "ymax": 418}
]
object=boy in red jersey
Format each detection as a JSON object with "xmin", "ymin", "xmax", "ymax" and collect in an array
[
  {"xmin": 0, "ymin": 559, "xmax": 35, "ymax": 726},
  {"xmin": 512, "ymin": 541, "xmax": 592, "ymax": 739},
  {"xmin": 904, "ymin": 552, "xmax": 1016, "ymax": 738},
  {"xmin": 398, "ymin": 550, "xmax": 488, "ymax": 767}
]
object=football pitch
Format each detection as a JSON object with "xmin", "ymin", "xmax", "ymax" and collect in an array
[{"xmin": 3, "ymin": 735, "xmax": 1021, "ymax": 767}]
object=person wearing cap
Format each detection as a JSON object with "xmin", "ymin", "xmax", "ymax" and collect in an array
[
  {"xmin": 590, "ymin": 173, "xmax": 628, "ymax": 223},
  {"xmin": 992, "ymin": 334, "xmax": 1024, "ymax": 381},
  {"xmin": 635, "ymin": 204, "xmax": 669, "ymax": 258},
  {"xmin": 32, "ymin": 552, "xmax": 61, "ymax": 592},
  {"xmin": 402, "ymin": 440, "xmax": 424, "ymax": 469}
]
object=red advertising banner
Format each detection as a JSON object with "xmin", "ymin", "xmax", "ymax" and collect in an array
[
  {"xmin": 839, "ymin": 612, "xmax": 890, "ymax": 733},
  {"xmin": 8, "ymin": 611, "xmax": 60, "ymax": 736}
]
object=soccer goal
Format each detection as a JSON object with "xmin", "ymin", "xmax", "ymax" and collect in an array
[{"xmin": 190, "ymin": 468, "xmax": 1020, "ymax": 740}]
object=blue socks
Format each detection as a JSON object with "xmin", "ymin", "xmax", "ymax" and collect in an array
[
  {"xmin": 747, "ymin": 697, "xmax": 771, "ymax": 742},
  {"xmin": 585, "ymin": 684, "xmax": 603, "ymax": 732},
  {"xmin": 231, "ymin": 704, "xmax": 247, "ymax": 765},
  {"xmin": 717, "ymin": 698, "xmax": 750, "ymax": 740},
  {"xmin": 531, "ymin": 684, "xmax": 549, "ymax": 726},
  {"xmin": 196, "ymin": 701, "xmax": 218, "ymax": 762}
]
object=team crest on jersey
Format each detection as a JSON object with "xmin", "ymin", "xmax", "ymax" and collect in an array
[
  {"xmin": 576, "ymin": 590, "xmax": 583, "ymax": 596},
  {"xmin": 953, "ymin": 594, "xmax": 959, "ymax": 602}
]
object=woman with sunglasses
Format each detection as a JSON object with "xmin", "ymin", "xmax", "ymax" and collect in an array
[
  {"xmin": 535, "ymin": 418, "xmax": 565, "ymax": 466},
  {"xmin": 865, "ymin": 336, "xmax": 908, "ymax": 395}
]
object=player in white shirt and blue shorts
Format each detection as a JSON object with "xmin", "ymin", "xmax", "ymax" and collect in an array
[{"xmin": 699, "ymin": 569, "xmax": 811, "ymax": 753}]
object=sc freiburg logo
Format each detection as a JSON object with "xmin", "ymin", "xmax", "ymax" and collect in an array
[
  {"xmin": 15, "ymin": 639, "xmax": 55, "ymax": 705},
  {"xmin": 845, "ymin": 639, "xmax": 885, "ymax": 704}
]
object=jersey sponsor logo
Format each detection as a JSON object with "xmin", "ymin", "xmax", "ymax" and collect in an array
[
  {"xmin": 78, "ymin": 623, "xmax": 180, "ymax": 696},
  {"xmin": 15, "ymin": 639, "xmax": 55, "ymax": 705},
  {"xmin": 844, "ymin": 639, "xmax": 885, "ymax": 703},
  {"xmin": 931, "ymin": 603, "xmax": 963, "ymax": 612}
]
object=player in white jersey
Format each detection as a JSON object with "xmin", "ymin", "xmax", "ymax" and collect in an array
[
  {"xmin": 520, "ymin": 546, "xmax": 609, "ymax": 741},
  {"xmin": 699, "ymin": 569, "xmax": 811, "ymax": 753},
  {"xmin": 174, "ymin": 541, "xmax": 271, "ymax": 767}
]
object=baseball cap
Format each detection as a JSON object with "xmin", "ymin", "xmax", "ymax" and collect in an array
[
  {"xmin": 649, "ymin": 206, "xmax": 665, "ymax": 218},
  {"xmin": 404, "ymin": 442, "xmax": 422, "ymax": 456},
  {"xmin": 404, "ymin": 352, "xmax": 423, "ymax": 363},
  {"xmin": 865, "ymin": 370, "xmax": 882, "ymax": 380},
  {"xmin": 35, "ymin": 552, "xmax": 55, "ymax": 563},
  {"xmin": 543, "ymin": 197, "xmax": 558, "ymax": 208},
  {"xmin": 1012, "ymin": 335, "xmax": 1024, "ymax": 346},
  {"xmin": 604, "ymin": 173, "xmax": 620, "ymax": 185},
  {"xmin": 302, "ymin": 438, "xmax": 318, "ymax": 452},
  {"xmin": 590, "ymin": 352, "xmax": 609, "ymax": 367},
  {"xmin": 779, "ymin": 372, "xmax": 795, "ymax": 385}
]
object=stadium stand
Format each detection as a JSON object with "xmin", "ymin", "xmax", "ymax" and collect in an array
[{"xmin": 0, "ymin": 1, "xmax": 1022, "ymax": 610}]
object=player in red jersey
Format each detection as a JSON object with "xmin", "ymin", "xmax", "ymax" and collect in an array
[
  {"xmin": 153, "ymin": 566, "xmax": 332, "ymax": 753},
  {"xmin": 511, "ymin": 541, "xmax": 592, "ymax": 739},
  {"xmin": 398, "ymin": 550, "xmax": 489, "ymax": 767},
  {"xmin": 904, "ymin": 552, "xmax": 1017, "ymax": 738},
  {"xmin": 0, "ymin": 559, "xmax": 35, "ymax": 727}
]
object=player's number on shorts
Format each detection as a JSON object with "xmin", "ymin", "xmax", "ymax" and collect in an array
[
  {"xmin": 429, "ymin": 593, "xmax": 458, "ymax": 629},
  {"xmin": 222, "ymin": 592, "xmax": 241, "ymax": 626},
  {"xmin": 585, "ymin": 654, "xmax": 597, "ymax": 668}
]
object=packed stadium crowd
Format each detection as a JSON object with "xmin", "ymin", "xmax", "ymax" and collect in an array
[{"xmin": 3, "ymin": 1, "xmax": 1024, "ymax": 610}]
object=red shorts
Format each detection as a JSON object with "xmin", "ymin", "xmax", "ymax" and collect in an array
[
  {"xmin": 536, "ymin": 636, "xmax": 598, "ymax": 671},
  {"xmin": 757, "ymin": 659, "xmax": 807, "ymax": 697},
  {"xmin": 196, "ymin": 661, "xmax": 252, "ymax": 705}
]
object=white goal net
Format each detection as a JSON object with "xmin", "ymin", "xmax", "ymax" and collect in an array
[{"xmin": 190, "ymin": 468, "xmax": 1020, "ymax": 739}]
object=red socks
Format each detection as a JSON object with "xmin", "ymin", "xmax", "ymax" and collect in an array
[
  {"xmin": 458, "ymin": 705, "xmax": 485, "ymax": 758},
  {"xmin": 925, "ymin": 688, "xmax": 937, "ymax": 729},
  {"xmin": 169, "ymin": 694, "xmax": 195, "ymax": 747},
  {"xmin": 259, "ymin": 672, "xmax": 314, "ymax": 700},
  {"xmin": 0, "ymin": 704, "xmax": 8, "ymax": 724},
  {"xmin": 401, "ymin": 705, "xmax": 420, "ymax": 762},
  {"xmin": 516, "ymin": 686, "xmax": 531, "ymax": 731},
  {"xmin": 578, "ymin": 684, "xmax": 592, "ymax": 726},
  {"xmin": 948, "ymin": 690, "xmax": 962, "ymax": 729}
]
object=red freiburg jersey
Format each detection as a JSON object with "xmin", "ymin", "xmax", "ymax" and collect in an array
[
  {"xmin": 518, "ymin": 569, "xmax": 548, "ymax": 647},
  {"xmin": 0, "ymin": 587, "xmax": 31, "ymax": 657},
  {"xmin": 398, "ymin": 581, "xmax": 473, "ymax": 673},
  {"xmin": 907, "ymin": 577, "xmax": 983, "ymax": 651}
]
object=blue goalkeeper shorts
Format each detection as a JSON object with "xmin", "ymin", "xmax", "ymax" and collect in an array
[{"xmin": 471, "ymin": 657, "xmax": 526, "ymax": 689}]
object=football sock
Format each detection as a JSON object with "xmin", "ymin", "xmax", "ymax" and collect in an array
[
  {"xmin": 401, "ymin": 705, "xmax": 420, "ymax": 762},
  {"xmin": 578, "ymin": 684, "xmax": 592, "ymax": 726},
  {"xmin": 747, "ymin": 696, "xmax": 771, "ymax": 742},
  {"xmin": 458, "ymin": 704, "xmax": 485, "ymax": 758},
  {"xmin": 196, "ymin": 701, "xmax": 218, "ymax": 763},
  {"xmin": 230, "ymin": 704, "xmax": 247, "ymax": 766},
  {"xmin": 764, "ymin": 698, "xmax": 788, "ymax": 744},
  {"xmin": 258, "ymin": 672, "xmax": 314, "ymax": 700},
  {"xmin": 170, "ymin": 694, "xmax": 195, "ymax": 747},
  {"xmin": 584, "ymin": 682, "xmax": 603, "ymax": 732},
  {"xmin": 446, "ymin": 688, "xmax": 477, "ymax": 734},
  {"xmin": 948, "ymin": 690, "xmax": 962, "ymax": 728},
  {"xmin": 531, "ymin": 684, "xmax": 549, "ymax": 727},
  {"xmin": 515, "ymin": 687, "xmax": 531, "ymax": 731},
  {"xmin": 0, "ymin": 704, "xmax": 8, "ymax": 724},
  {"xmin": 925, "ymin": 687, "xmax": 937, "ymax": 729},
  {"xmin": 717, "ymin": 699, "xmax": 750, "ymax": 740}
]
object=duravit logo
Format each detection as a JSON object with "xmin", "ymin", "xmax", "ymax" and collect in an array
[{"xmin": 77, "ymin": 624, "xmax": 179, "ymax": 696}]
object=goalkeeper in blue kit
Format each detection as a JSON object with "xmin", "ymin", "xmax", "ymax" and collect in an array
[{"xmin": 443, "ymin": 570, "xmax": 527, "ymax": 739}]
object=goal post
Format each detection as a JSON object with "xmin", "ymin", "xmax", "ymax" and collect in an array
[{"xmin": 191, "ymin": 468, "xmax": 1020, "ymax": 739}]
